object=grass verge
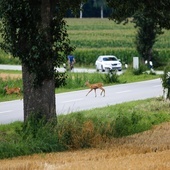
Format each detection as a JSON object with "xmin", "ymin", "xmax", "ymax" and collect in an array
[
  {"xmin": 0, "ymin": 69, "xmax": 160, "ymax": 101},
  {"xmin": 0, "ymin": 97, "xmax": 169, "ymax": 159}
]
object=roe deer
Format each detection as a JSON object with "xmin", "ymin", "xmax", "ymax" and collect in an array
[
  {"xmin": 85, "ymin": 81, "xmax": 105, "ymax": 97},
  {"xmin": 4, "ymin": 86, "xmax": 21, "ymax": 96}
]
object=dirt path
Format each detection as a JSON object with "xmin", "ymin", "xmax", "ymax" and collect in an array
[{"xmin": 0, "ymin": 122, "xmax": 170, "ymax": 170}]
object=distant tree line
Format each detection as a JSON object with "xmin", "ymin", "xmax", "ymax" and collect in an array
[{"xmin": 66, "ymin": 0, "xmax": 111, "ymax": 18}]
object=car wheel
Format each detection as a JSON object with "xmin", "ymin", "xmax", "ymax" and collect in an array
[
  {"xmin": 96, "ymin": 65, "xmax": 99, "ymax": 72},
  {"xmin": 101, "ymin": 65, "xmax": 104, "ymax": 72}
]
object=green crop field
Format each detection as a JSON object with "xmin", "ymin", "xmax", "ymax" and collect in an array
[
  {"xmin": 66, "ymin": 18, "xmax": 136, "ymax": 49},
  {"xmin": 0, "ymin": 18, "xmax": 170, "ymax": 66},
  {"xmin": 65, "ymin": 18, "xmax": 170, "ymax": 66},
  {"xmin": 66, "ymin": 18, "xmax": 170, "ymax": 49}
]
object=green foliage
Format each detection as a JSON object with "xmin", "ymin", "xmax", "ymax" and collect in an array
[
  {"xmin": 160, "ymin": 65, "xmax": 170, "ymax": 99},
  {"xmin": 0, "ymin": 98, "xmax": 170, "ymax": 159},
  {"xmin": 114, "ymin": 112, "xmax": 149, "ymax": 137},
  {"xmin": 0, "ymin": 52, "xmax": 20, "ymax": 64},
  {"xmin": 0, "ymin": 116, "xmax": 64, "ymax": 159},
  {"xmin": 151, "ymin": 51, "xmax": 168, "ymax": 69},
  {"xmin": 19, "ymin": 112, "xmax": 49, "ymax": 139},
  {"xmin": 101, "ymin": 70, "xmax": 120, "ymax": 83},
  {"xmin": 107, "ymin": 0, "xmax": 170, "ymax": 29},
  {"xmin": 0, "ymin": 0, "xmax": 77, "ymax": 86},
  {"xmin": 132, "ymin": 64, "xmax": 147, "ymax": 75},
  {"xmin": 134, "ymin": 14, "xmax": 163, "ymax": 62},
  {"xmin": 106, "ymin": 1, "xmax": 170, "ymax": 65},
  {"xmin": 55, "ymin": 72, "xmax": 68, "ymax": 88},
  {"xmin": 1, "ymin": 18, "xmax": 170, "ymax": 68}
]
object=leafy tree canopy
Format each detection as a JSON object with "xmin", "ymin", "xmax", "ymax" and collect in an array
[
  {"xmin": 0, "ymin": 0, "xmax": 86, "ymax": 85},
  {"xmin": 106, "ymin": 0, "xmax": 170, "ymax": 29}
]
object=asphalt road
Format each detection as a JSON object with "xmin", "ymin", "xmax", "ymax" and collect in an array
[
  {"xmin": 0, "ymin": 64, "xmax": 96, "ymax": 73},
  {"xmin": 0, "ymin": 78, "xmax": 163, "ymax": 125}
]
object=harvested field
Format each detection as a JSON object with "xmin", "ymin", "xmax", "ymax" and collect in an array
[{"xmin": 0, "ymin": 122, "xmax": 170, "ymax": 170}]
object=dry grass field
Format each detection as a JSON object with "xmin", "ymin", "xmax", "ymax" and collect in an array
[
  {"xmin": 0, "ymin": 122, "xmax": 170, "ymax": 170},
  {"xmin": 0, "ymin": 73, "xmax": 22, "ymax": 80}
]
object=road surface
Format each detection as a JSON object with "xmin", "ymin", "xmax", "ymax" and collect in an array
[
  {"xmin": 0, "ymin": 64, "xmax": 96, "ymax": 73},
  {"xmin": 0, "ymin": 78, "xmax": 163, "ymax": 124}
]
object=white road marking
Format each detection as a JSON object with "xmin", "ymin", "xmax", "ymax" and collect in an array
[
  {"xmin": 61, "ymin": 98, "xmax": 83, "ymax": 104},
  {"xmin": 0, "ymin": 110, "xmax": 13, "ymax": 114},
  {"xmin": 116, "ymin": 90, "xmax": 131, "ymax": 94},
  {"xmin": 153, "ymin": 85, "xmax": 162, "ymax": 87}
]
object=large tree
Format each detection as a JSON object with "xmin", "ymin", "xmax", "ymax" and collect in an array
[
  {"xmin": 106, "ymin": 0, "xmax": 170, "ymax": 62},
  {"xmin": 0, "ymin": 0, "xmax": 85, "ymax": 122},
  {"xmin": 134, "ymin": 13, "xmax": 163, "ymax": 63}
]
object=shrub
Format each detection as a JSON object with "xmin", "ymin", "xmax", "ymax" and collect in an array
[
  {"xmin": 160, "ymin": 65, "xmax": 170, "ymax": 99},
  {"xmin": 114, "ymin": 112, "xmax": 151, "ymax": 137},
  {"xmin": 132, "ymin": 64, "xmax": 147, "ymax": 75},
  {"xmin": 101, "ymin": 70, "xmax": 120, "ymax": 83},
  {"xmin": 55, "ymin": 71, "xmax": 68, "ymax": 88}
]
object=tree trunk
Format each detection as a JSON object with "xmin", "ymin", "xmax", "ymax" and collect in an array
[
  {"xmin": 80, "ymin": 3, "xmax": 83, "ymax": 18},
  {"xmin": 22, "ymin": 64, "xmax": 56, "ymax": 121},
  {"xmin": 23, "ymin": 0, "xmax": 56, "ymax": 122},
  {"xmin": 101, "ymin": 6, "xmax": 103, "ymax": 18}
]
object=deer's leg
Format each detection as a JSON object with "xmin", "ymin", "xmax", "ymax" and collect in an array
[
  {"xmin": 94, "ymin": 89, "xmax": 97, "ymax": 97},
  {"xmin": 86, "ymin": 89, "xmax": 93, "ymax": 96},
  {"xmin": 99, "ymin": 87, "xmax": 105, "ymax": 97}
]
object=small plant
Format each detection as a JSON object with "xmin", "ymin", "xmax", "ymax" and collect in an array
[
  {"xmin": 132, "ymin": 64, "xmax": 147, "ymax": 75},
  {"xmin": 161, "ymin": 65, "xmax": 170, "ymax": 99},
  {"xmin": 55, "ymin": 71, "xmax": 68, "ymax": 88},
  {"xmin": 102, "ymin": 70, "xmax": 119, "ymax": 83}
]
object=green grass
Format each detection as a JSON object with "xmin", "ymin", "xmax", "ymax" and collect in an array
[
  {"xmin": 0, "ymin": 69, "xmax": 160, "ymax": 101},
  {"xmin": 56, "ymin": 70, "xmax": 160, "ymax": 93},
  {"xmin": 0, "ymin": 70, "xmax": 22, "ymax": 74},
  {"xmin": 0, "ymin": 76, "xmax": 23, "ymax": 102},
  {"xmin": 0, "ymin": 97, "xmax": 169, "ymax": 159}
]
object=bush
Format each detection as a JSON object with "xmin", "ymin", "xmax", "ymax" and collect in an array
[
  {"xmin": 132, "ymin": 64, "xmax": 147, "ymax": 75},
  {"xmin": 114, "ymin": 112, "xmax": 151, "ymax": 137},
  {"xmin": 160, "ymin": 65, "xmax": 170, "ymax": 99},
  {"xmin": 55, "ymin": 71, "xmax": 68, "ymax": 88},
  {"xmin": 0, "ymin": 50, "xmax": 21, "ymax": 65},
  {"xmin": 101, "ymin": 70, "xmax": 120, "ymax": 83}
]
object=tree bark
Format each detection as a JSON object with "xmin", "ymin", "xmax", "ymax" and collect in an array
[
  {"xmin": 101, "ymin": 6, "xmax": 103, "ymax": 19},
  {"xmin": 80, "ymin": 3, "xmax": 83, "ymax": 18},
  {"xmin": 22, "ymin": 65, "xmax": 56, "ymax": 121},
  {"xmin": 23, "ymin": 0, "xmax": 56, "ymax": 122}
]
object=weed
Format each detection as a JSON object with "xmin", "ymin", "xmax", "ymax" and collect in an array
[{"xmin": 101, "ymin": 70, "xmax": 120, "ymax": 83}]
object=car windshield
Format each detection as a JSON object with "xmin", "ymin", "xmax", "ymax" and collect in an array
[{"xmin": 103, "ymin": 57, "xmax": 117, "ymax": 61}]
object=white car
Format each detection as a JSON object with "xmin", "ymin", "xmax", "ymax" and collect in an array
[{"xmin": 95, "ymin": 55, "xmax": 122, "ymax": 72}]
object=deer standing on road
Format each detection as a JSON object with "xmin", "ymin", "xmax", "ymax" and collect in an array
[
  {"xmin": 4, "ymin": 86, "xmax": 21, "ymax": 96},
  {"xmin": 85, "ymin": 81, "xmax": 105, "ymax": 97}
]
